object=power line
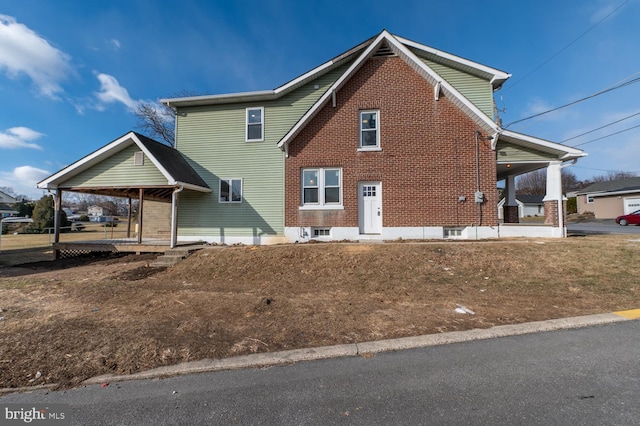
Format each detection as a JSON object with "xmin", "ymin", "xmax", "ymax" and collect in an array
[
  {"xmin": 504, "ymin": 0, "xmax": 631, "ymax": 92},
  {"xmin": 561, "ymin": 111, "xmax": 640, "ymax": 143},
  {"xmin": 504, "ymin": 75, "xmax": 640, "ymax": 128},
  {"xmin": 572, "ymin": 122, "xmax": 640, "ymax": 147}
]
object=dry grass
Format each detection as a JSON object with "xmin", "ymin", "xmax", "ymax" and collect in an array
[{"xmin": 0, "ymin": 234, "xmax": 639, "ymax": 390}]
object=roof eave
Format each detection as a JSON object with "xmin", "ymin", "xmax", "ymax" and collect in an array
[{"xmin": 499, "ymin": 129, "xmax": 588, "ymax": 161}]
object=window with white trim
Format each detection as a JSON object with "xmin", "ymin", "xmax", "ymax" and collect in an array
[
  {"xmin": 302, "ymin": 168, "xmax": 342, "ymax": 207},
  {"xmin": 133, "ymin": 151, "xmax": 144, "ymax": 166},
  {"xmin": 219, "ymin": 178, "xmax": 242, "ymax": 203},
  {"xmin": 312, "ymin": 228, "xmax": 331, "ymax": 237},
  {"xmin": 359, "ymin": 110, "xmax": 379, "ymax": 149},
  {"xmin": 586, "ymin": 195, "xmax": 594, "ymax": 204},
  {"xmin": 246, "ymin": 107, "xmax": 264, "ymax": 141}
]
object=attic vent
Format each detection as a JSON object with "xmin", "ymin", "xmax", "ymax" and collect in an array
[
  {"xmin": 373, "ymin": 42, "xmax": 395, "ymax": 57},
  {"xmin": 134, "ymin": 151, "xmax": 144, "ymax": 166}
]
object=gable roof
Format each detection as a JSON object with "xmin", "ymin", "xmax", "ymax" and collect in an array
[
  {"xmin": 162, "ymin": 31, "xmax": 510, "ymax": 110},
  {"xmin": 37, "ymin": 132, "xmax": 210, "ymax": 192},
  {"xmin": 276, "ymin": 30, "xmax": 505, "ymax": 149},
  {"xmin": 163, "ymin": 30, "xmax": 586, "ymax": 165},
  {"xmin": 576, "ymin": 177, "xmax": 640, "ymax": 195},
  {"xmin": 0, "ymin": 190, "xmax": 17, "ymax": 204}
]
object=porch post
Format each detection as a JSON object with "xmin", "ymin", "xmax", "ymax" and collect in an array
[
  {"xmin": 126, "ymin": 197, "xmax": 132, "ymax": 238},
  {"xmin": 137, "ymin": 189, "xmax": 144, "ymax": 244},
  {"xmin": 543, "ymin": 161, "xmax": 564, "ymax": 235},
  {"xmin": 503, "ymin": 175, "xmax": 519, "ymax": 223},
  {"xmin": 53, "ymin": 189, "xmax": 62, "ymax": 260},
  {"xmin": 170, "ymin": 187, "xmax": 183, "ymax": 249}
]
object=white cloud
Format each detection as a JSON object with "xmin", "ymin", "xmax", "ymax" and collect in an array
[
  {"xmin": 94, "ymin": 72, "xmax": 140, "ymax": 111},
  {"xmin": 110, "ymin": 39, "xmax": 121, "ymax": 50},
  {"xmin": 0, "ymin": 165, "xmax": 50, "ymax": 200},
  {"xmin": 0, "ymin": 15, "xmax": 73, "ymax": 98},
  {"xmin": 0, "ymin": 127, "xmax": 45, "ymax": 149}
]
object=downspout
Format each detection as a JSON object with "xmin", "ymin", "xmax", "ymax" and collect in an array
[
  {"xmin": 474, "ymin": 131, "xmax": 482, "ymax": 228},
  {"xmin": 170, "ymin": 185, "xmax": 184, "ymax": 248}
]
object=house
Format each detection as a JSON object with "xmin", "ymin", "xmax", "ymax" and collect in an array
[
  {"xmin": 87, "ymin": 205, "xmax": 103, "ymax": 217},
  {"xmin": 37, "ymin": 30, "xmax": 586, "ymax": 247},
  {"xmin": 576, "ymin": 177, "xmax": 640, "ymax": 218},
  {"xmin": 0, "ymin": 190, "xmax": 17, "ymax": 218},
  {"xmin": 497, "ymin": 194, "xmax": 545, "ymax": 219}
]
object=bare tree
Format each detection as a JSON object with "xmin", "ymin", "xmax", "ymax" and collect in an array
[
  {"xmin": 133, "ymin": 101, "xmax": 175, "ymax": 146},
  {"xmin": 516, "ymin": 168, "xmax": 582, "ymax": 195},
  {"xmin": 589, "ymin": 171, "xmax": 637, "ymax": 183},
  {"xmin": 133, "ymin": 91, "xmax": 199, "ymax": 147},
  {"xmin": 516, "ymin": 169, "xmax": 546, "ymax": 195}
]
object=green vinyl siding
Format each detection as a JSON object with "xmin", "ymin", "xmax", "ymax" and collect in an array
[
  {"xmin": 176, "ymin": 62, "xmax": 353, "ymax": 238},
  {"xmin": 62, "ymin": 144, "xmax": 168, "ymax": 188},
  {"xmin": 496, "ymin": 141, "xmax": 557, "ymax": 162},
  {"xmin": 417, "ymin": 57, "xmax": 495, "ymax": 119}
]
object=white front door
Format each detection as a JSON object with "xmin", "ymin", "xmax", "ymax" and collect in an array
[{"xmin": 359, "ymin": 181, "xmax": 382, "ymax": 234}]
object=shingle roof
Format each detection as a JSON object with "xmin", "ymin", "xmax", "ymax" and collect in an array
[
  {"xmin": 133, "ymin": 132, "xmax": 209, "ymax": 189},
  {"xmin": 577, "ymin": 177, "xmax": 640, "ymax": 194},
  {"xmin": 516, "ymin": 194, "xmax": 545, "ymax": 204}
]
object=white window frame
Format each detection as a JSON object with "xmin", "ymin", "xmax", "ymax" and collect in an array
[
  {"xmin": 219, "ymin": 178, "xmax": 243, "ymax": 203},
  {"xmin": 246, "ymin": 107, "xmax": 264, "ymax": 142},
  {"xmin": 300, "ymin": 168, "xmax": 343, "ymax": 210},
  {"xmin": 586, "ymin": 195, "xmax": 594, "ymax": 204},
  {"xmin": 312, "ymin": 228, "xmax": 331, "ymax": 238},
  {"xmin": 133, "ymin": 151, "xmax": 144, "ymax": 166},
  {"xmin": 358, "ymin": 110, "xmax": 381, "ymax": 151}
]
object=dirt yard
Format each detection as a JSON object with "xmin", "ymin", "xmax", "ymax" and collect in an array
[{"xmin": 1, "ymin": 235, "xmax": 639, "ymax": 390}]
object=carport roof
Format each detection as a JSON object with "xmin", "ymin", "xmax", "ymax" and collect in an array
[{"xmin": 37, "ymin": 132, "xmax": 210, "ymax": 196}]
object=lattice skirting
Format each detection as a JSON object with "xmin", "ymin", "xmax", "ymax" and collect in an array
[{"xmin": 58, "ymin": 248, "xmax": 117, "ymax": 259}]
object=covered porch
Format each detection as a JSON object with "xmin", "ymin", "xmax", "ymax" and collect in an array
[{"xmin": 494, "ymin": 129, "xmax": 587, "ymax": 237}]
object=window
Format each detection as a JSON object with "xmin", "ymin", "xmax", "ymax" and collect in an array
[
  {"xmin": 246, "ymin": 107, "xmax": 264, "ymax": 141},
  {"xmin": 219, "ymin": 179, "xmax": 242, "ymax": 203},
  {"xmin": 313, "ymin": 228, "xmax": 331, "ymax": 237},
  {"xmin": 444, "ymin": 228, "xmax": 463, "ymax": 238},
  {"xmin": 133, "ymin": 151, "xmax": 144, "ymax": 166},
  {"xmin": 359, "ymin": 110, "xmax": 380, "ymax": 149},
  {"xmin": 301, "ymin": 168, "xmax": 342, "ymax": 207},
  {"xmin": 587, "ymin": 195, "xmax": 594, "ymax": 204}
]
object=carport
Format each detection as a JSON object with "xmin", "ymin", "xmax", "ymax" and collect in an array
[{"xmin": 36, "ymin": 132, "xmax": 210, "ymax": 257}]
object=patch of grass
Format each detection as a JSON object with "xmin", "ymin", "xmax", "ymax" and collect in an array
[{"xmin": 1, "ymin": 235, "xmax": 639, "ymax": 390}]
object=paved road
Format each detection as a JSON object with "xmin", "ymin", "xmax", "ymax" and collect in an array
[
  {"xmin": 567, "ymin": 220, "xmax": 640, "ymax": 235},
  {"xmin": 2, "ymin": 320, "xmax": 639, "ymax": 425}
]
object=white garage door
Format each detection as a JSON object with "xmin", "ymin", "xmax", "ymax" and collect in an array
[{"xmin": 624, "ymin": 198, "xmax": 640, "ymax": 214}]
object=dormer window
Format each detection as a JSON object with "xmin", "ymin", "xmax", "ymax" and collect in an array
[
  {"xmin": 359, "ymin": 110, "xmax": 380, "ymax": 150},
  {"xmin": 246, "ymin": 107, "xmax": 264, "ymax": 142}
]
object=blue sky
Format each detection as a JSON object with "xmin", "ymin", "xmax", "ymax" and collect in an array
[{"xmin": 1, "ymin": 0, "xmax": 639, "ymax": 199}]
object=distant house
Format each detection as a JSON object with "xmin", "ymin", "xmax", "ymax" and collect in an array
[
  {"xmin": 0, "ymin": 190, "xmax": 17, "ymax": 218},
  {"xmin": 37, "ymin": 30, "xmax": 587, "ymax": 246},
  {"xmin": 498, "ymin": 194, "xmax": 545, "ymax": 219},
  {"xmin": 576, "ymin": 177, "xmax": 640, "ymax": 219},
  {"xmin": 87, "ymin": 205, "xmax": 104, "ymax": 217}
]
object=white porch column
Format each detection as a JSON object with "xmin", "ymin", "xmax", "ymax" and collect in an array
[
  {"xmin": 543, "ymin": 161, "xmax": 564, "ymax": 234},
  {"xmin": 543, "ymin": 161, "xmax": 563, "ymax": 202},
  {"xmin": 505, "ymin": 175, "xmax": 517, "ymax": 206},
  {"xmin": 503, "ymin": 175, "xmax": 519, "ymax": 223}
]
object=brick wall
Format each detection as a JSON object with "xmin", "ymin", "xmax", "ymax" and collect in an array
[{"xmin": 285, "ymin": 56, "xmax": 498, "ymax": 228}]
